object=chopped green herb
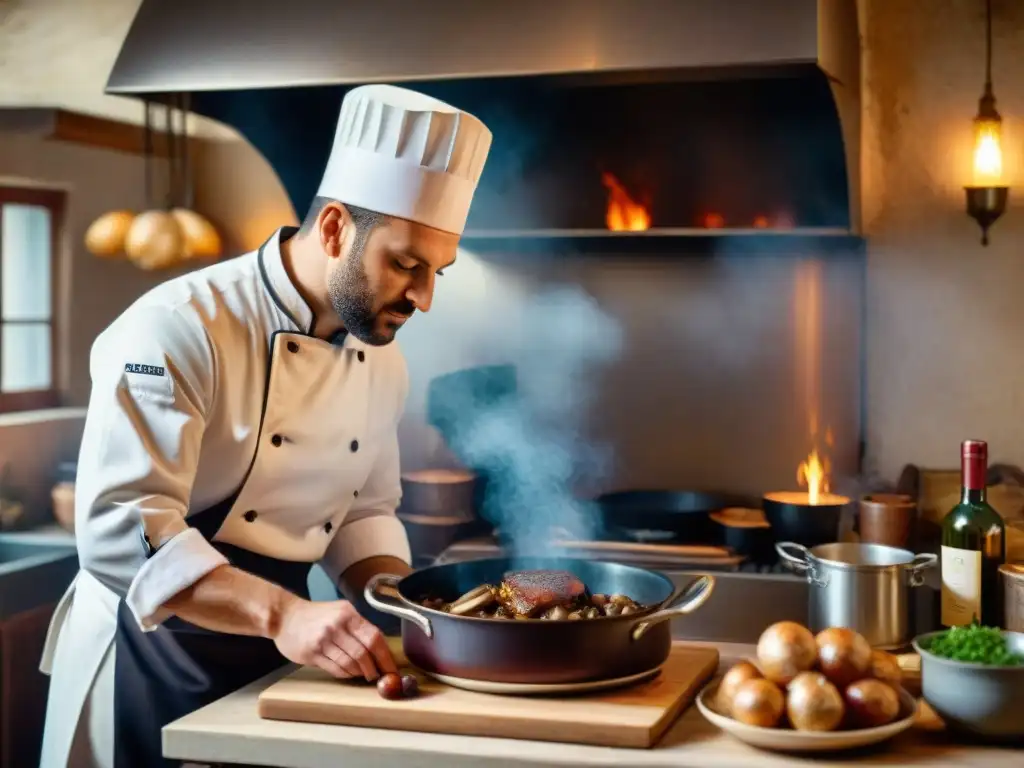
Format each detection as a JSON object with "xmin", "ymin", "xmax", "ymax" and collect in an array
[{"xmin": 927, "ymin": 623, "xmax": 1024, "ymax": 666}]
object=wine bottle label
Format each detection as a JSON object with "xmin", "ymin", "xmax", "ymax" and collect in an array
[{"xmin": 941, "ymin": 545, "xmax": 982, "ymax": 626}]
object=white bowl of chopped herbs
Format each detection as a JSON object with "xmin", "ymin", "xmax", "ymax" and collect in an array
[{"xmin": 912, "ymin": 624, "xmax": 1024, "ymax": 741}]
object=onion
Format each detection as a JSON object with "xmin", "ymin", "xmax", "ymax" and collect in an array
[
  {"xmin": 716, "ymin": 660, "xmax": 763, "ymax": 716},
  {"xmin": 756, "ymin": 621, "xmax": 817, "ymax": 685},
  {"xmin": 125, "ymin": 211, "xmax": 185, "ymax": 271},
  {"xmin": 786, "ymin": 671, "xmax": 845, "ymax": 732},
  {"xmin": 815, "ymin": 627, "xmax": 872, "ymax": 688},
  {"xmin": 730, "ymin": 678, "xmax": 785, "ymax": 728},
  {"xmin": 843, "ymin": 679, "xmax": 900, "ymax": 729},
  {"xmin": 85, "ymin": 210, "xmax": 135, "ymax": 257},
  {"xmin": 869, "ymin": 649, "xmax": 902, "ymax": 687}
]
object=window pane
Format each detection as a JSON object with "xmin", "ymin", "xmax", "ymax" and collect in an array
[
  {"xmin": 2, "ymin": 203, "xmax": 52, "ymax": 320},
  {"xmin": 2, "ymin": 322, "xmax": 51, "ymax": 392}
]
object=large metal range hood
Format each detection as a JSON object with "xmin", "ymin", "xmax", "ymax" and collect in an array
[
  {"xmin": 106, "ymin": 0, "xmax": 863, "ymax": 239},
  {"xmin": 107, "ymin": 0, "xmax": 858, "ymax": 93}
]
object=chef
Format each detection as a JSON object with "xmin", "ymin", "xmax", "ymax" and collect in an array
[{"xmin": 38, "ymin": 84, "xmax": 492, "ymax": 768}]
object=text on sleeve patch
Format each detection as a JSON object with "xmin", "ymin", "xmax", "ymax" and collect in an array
[{"xmin": 124, "ymin": 363, "xmax": 166, "ymax": 377}]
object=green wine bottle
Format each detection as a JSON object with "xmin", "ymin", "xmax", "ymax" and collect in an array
[{"xmin": 940, "ymin": 439, "xmax": 1006, "ymax": 627}]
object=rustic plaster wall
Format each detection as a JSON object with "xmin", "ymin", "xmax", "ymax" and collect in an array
[
  {"xmin": 0, "ymin": 0, "xmax": 232, "ymax": 138},
  {"xmin": 861, "ymin": 0, "xmax": 1024, "ymax": 478}
]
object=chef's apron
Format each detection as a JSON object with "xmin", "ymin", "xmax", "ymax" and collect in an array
[{"xmin": 113, "ymin": 493, "xmax": 312, "ymax": 768}]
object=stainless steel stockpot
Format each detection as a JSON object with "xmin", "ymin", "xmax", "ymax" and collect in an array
[{"xmin": 777, "ymin": 541, "xmax": 937, "ymax": 649}]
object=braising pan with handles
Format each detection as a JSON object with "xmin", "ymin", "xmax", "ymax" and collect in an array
[{"xmin": 365, "ymin": 556, "xmax": 715, "ymax": 685}]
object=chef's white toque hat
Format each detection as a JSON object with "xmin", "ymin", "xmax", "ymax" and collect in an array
[{"xmin": 315, "ymin": 84, "xmax": 492, "ymax": 236}]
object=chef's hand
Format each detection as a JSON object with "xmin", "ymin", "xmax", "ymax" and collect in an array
[{"xmin": 273, "ymin": 597, "xmax": 397, "ymax": 681}]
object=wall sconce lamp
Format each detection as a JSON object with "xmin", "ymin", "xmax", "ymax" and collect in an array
[{"xmin": 965, "ymin": 0, "xmax": 1007, "ymax": 246}]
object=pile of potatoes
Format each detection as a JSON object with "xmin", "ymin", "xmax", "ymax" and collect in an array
[{"xmin": 716, "ymin": 621, "xmax": 905, "ymax": 732}]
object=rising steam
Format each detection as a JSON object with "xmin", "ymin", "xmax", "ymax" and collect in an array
[
  {"xmin": 403, "ymin": 261, "xmax": 623, "ymax": 558},
  {"xmin": 454, "ymin": 286, "xmax": 622, "ymax": 557}
]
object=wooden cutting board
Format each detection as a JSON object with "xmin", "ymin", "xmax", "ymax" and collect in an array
[{"xmin": 258, "ymin": 639, "xmax": 719, "ymax": 748}]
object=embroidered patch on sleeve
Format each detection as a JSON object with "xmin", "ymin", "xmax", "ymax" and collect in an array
[
  {"xmin": 121, "ymin": 361, "xmax": 174, "ymax": 404},
  {"xmin": 124, "ymin": 363, "xmax": 166, "ymax": 377}
]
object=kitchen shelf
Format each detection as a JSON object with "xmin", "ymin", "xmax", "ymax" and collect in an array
[{"xmin": 457, "ymin": 228, "xmax": 865, "ymax": 257}]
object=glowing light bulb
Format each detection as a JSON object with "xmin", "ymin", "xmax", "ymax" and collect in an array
[{"xmin": 972, "ymin": 116, "xmax": 1003, "ymax": 187}]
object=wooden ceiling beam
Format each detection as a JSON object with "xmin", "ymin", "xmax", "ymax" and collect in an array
[{"xmin": 0, "ymin": 107, "xmax": 200, "ymax": 157}]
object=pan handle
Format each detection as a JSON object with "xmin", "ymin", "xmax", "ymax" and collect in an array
[
  {"xmin": 776, "ymin": 542, "xmax": 829, "ymax": 588},
  {"xmin": 363, "ymin": 573, "xmax": 434, "ymax": 639},
  {"xmin": 630, "ymin": 575, "xmax": 715, "ymax": 641},
  {"xmin": 775, "ymin": 542, "xmax": 811, "ymax": 573},
  {"xmin": 907, "ymin": 553, "xmax": 938, "ymax": 587}
]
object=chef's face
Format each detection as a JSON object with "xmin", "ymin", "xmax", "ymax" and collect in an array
[{"xmin": 324, "ymin": 204, "xmax": 458, "ymax": 345}]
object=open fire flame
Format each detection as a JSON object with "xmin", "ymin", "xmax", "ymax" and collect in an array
[
  {"xmin": 602, "ymin": 172, "xmax": 651, "ymax": 231},
  {"xmin": 796, "ymin": 449, "xmax": 831, "ymax": 506},
  {"xmin": 797, "ymin": 428, "xmax": 833, "ymax": 506}
]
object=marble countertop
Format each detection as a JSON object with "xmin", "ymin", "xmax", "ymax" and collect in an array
[{"xmin": 163, "ymin": 642, "xmax": 1021, "ymax": 768}]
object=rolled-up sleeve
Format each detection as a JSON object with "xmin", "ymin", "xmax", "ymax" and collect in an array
[
  {"xmin": 320, "ymin": 352, "xmax": 411, "ymax": 583},
  {"xmin": 75, "ymin": 305, "xmax": 227, "ymax": 632}
]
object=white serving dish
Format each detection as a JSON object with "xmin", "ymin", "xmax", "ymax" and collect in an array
[{"xmin": 696, "ymin": 680, "xmax": 918, "ymax": 753}]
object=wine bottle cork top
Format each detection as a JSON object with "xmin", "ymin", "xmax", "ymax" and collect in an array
[{"xmin": 962, "ymin": 439, "xmax": 988, "ymax": 459}]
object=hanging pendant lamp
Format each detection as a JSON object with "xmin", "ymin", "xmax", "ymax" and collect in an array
[
  {"xmin": 170, "ymin": 93, "xmax": 222, "ymax": 261},
  {"xmin": 965, "ymin": 0, "xmax": 1009, "ymax": 246},
  {"xmin": 125, "ymin": 98, "xmax": 186, "ymax": 270}
]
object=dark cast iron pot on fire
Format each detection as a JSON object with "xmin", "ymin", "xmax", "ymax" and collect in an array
[{"xmin": 364, "ymin": 557, "xmax": 715, "ymax": 685}]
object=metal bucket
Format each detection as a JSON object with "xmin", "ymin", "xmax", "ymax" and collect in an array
[{"xmin": 777, "ymin": 541, "xmax": 937, "ymax": 649}]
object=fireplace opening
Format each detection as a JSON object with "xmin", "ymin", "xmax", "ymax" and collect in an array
[{"xmin": 190, "ymin": 67, "xmax": 851, "ymax": 240}]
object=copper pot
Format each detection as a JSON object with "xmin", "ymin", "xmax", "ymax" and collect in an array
[
  {"xmin": 399, "ymin": 468, "xmax": 480, "ymax": 522},
  {"xmin": 1002, "ymin": 564, "xmax": 1024, "ymax": 633},
  {"xmin": 858, "ymin": 493, "xmax": 916, "ymax": 548}
]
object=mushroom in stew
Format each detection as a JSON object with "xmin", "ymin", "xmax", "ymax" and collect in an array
[{"xmin": 418, "ymin": 569, "xmax": 645, "ymax": 620}]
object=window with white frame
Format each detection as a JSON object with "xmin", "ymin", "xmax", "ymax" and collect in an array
[{"xmin": 0, "ymin": 186, "xmax": 63, "ymax": 412}]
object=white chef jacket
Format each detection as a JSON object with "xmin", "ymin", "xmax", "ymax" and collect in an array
[{"xmin": 39, "ymin": 226, "xmax": 412, "ymax": 768}]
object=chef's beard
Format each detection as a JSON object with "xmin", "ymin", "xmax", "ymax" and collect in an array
[{"xmin": 328, "ymin": 251, "xmax": 413, "ymax": 346}]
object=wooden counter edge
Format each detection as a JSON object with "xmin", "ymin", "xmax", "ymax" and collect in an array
[{"xmin": 162, "ymin": 641, "xmax": 1021, "ymax": 768}]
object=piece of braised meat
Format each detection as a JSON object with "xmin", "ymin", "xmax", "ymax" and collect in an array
[{"xmin": 498, "ymin": 570, "xmax": 587, "ymax": 617}]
